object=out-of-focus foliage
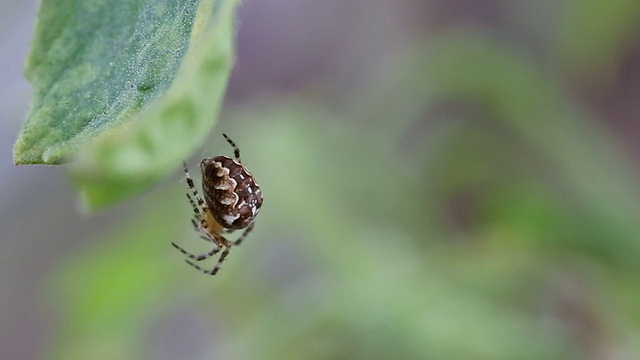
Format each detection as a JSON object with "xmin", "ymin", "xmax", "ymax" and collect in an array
[
  {"xmin": 14, "ymin": 0, "xmax": 237, "ymax": 209},
  {"xmin": 44, "ymin": 1, "xmax": 640, "ymax": 360},
  {"xmin": 49, "ymin": 101, "xmax": 572, "ymax": 360},
  {"xmin": 558, "ymin": 0, "xmax": 640, "ymax": 81}
]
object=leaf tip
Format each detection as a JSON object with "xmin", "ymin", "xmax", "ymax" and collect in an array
[{"xmin": 12, "ymin": 138, "xmax": 36, "ymax": 165}]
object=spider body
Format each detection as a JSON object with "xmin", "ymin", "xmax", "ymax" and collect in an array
[
  {"xmin": 172, "ymin": 134, "xmax": 263, "ymax": 276},
  {"xmin": 201, "ymin": 156, "xmax": 262, "ymax": 230}
]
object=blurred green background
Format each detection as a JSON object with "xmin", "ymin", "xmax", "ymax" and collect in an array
[{"xmin": 2, "ymin": 1, "xmax": 640, "ymax": 359}]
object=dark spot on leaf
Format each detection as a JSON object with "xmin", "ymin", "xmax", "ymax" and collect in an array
[{"xmin": 138, "ymin": 83, "xmax": 154, "ymax": 93}]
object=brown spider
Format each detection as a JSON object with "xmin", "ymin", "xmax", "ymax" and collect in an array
[{"xmin": 173, "ymin": 133, "xmax": 263, "ymax": 275}]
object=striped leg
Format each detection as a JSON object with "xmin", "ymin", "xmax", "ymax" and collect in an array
[
  {"xmin": 233, "ymin": 222, "xmax": 255, "ymax": 246},
  {"xmin": 189, "ymin": 216, "xmax": 216, "ymax": 243},
  {"xmin": 182, "ymin": 162, "xmax": 218, "ymax": 247},
  {"xmin": 185, "ymin": 246, "xmax": 231, "ymax": 276},
  {"xmin": 171, "ymin": 242, "xmax": 222, "ymax": 262},
  {"xmin": 222, "ymin": 133, "xmax": 242, "ymax": 162},
  {"xmin": 186, "ymin": 193, "xmax": 202, "ymax": 225},
  {"xmin": 183, "ymin": 161, "xmax": 208, "ymax": 224},
  {"xmin": 182, "ymin": 222, "xmax": 253, "ymax": 275}
]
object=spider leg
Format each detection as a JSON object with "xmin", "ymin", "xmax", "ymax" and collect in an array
[
  {"xmin": 190, "ymin": 217, "xmax": 213, "ymax": 243},
  {"xmin": 233, "ymin": 222, "xmax": 255, "ymax": 246},
  {"xmin": 183, "ymin": 161, "xmax": 208, "ymax": 220},
  {"xmin": 171, "ymin": 242, "xmax": 222, "ymax": 262},
  {"xmin": 185, "ymin": 246, "xmax": 231, "ymax": 276},
  {"xmin": 181, "ymin": 222, "xmax": 253, "ymax": 275},
  {"xmin": 222, "ymin": 133, "xmax": 242, "ymax": 163},
  {"xmin": 186, "ymin": 193, "xmax": 203, "ymax": 224}
]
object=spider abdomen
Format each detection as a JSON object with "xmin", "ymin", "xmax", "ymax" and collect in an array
[{"xmin": 201, "ymin": 156, "xmax": 263, "ymax": 230}]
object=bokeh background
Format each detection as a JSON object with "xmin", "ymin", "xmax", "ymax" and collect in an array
[{"xmin": 2, "ymin": 1, "xmax": 640, "ymax": 359}]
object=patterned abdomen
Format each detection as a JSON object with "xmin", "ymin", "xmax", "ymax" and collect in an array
[{"xmin": 200, "ymin": 156, "xmax": 263, "ymax": 229}]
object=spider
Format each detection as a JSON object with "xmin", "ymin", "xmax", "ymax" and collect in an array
[{"xmin": 172, "ymin": 133, "xmax": 263, "ymax": 275}]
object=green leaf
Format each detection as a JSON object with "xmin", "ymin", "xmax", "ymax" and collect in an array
[{"xmin": 14, "ymin": 0, "xmax": 238, "ymax": 209}]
